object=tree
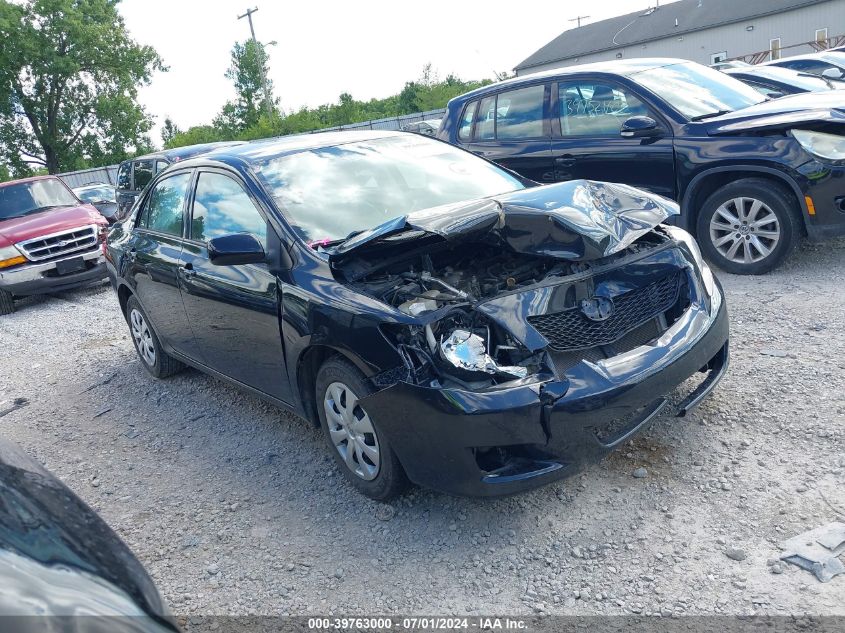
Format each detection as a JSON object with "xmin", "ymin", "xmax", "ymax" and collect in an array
[
  {"xmin": 161, "ymin": 117, "xmax": 181, "ymax": 146},
  {"xmin": 222, "ymin": 39, "xmax": 275, "ymax": 132},
  {"xmin": 0, "ymin": 0, "xmax": 164, "ymax": 175}
]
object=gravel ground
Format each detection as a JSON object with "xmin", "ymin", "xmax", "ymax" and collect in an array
[{"xmin": 1, "ymin": 239, "xmax": 844, "ymax": 618}]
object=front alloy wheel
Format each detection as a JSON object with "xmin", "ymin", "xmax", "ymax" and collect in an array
[
  {"xmin": 708, "ymin": 197, "xmax": 780, "ymax": 265},
  {"xmin": 697, "ymin": 178, "xmax": 801, "ymax": 275},
  {"xmin": 125, "ymin": 295, "xmax": 184, "ymax": 379}
]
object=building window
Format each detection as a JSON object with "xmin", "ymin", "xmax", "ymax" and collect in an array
[
  {"xmin": 816, "ymin": 28, "xmax": 828, "ymax": 45},
  {"xmin": 770, "ymin": 38, "xmax": 781, "ymax": 60},
  {"xmin": 710, "ymin": 51, "xmax": 727, "ymax": 64}
]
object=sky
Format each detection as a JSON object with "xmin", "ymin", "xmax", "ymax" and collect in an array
[{"xmin": 118, "ymin": 0, "xmax": 665, "ymax": 146}]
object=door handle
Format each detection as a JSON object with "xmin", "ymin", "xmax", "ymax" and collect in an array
[{"xmin": 555, "ymin": 155, "xmax": 576, "ymax": 167}]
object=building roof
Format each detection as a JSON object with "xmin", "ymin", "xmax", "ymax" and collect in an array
[{"xmin": 515, "ymin": 0, "xmax": 832, "ymax": 71}]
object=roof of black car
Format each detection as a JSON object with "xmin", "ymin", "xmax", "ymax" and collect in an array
[
  {"xmin": 201, "ymin": 130, "xmax": 408, "ymax": 164},
  {"xmin": 121, "ymin": 141, "xmax": 247, "ymax": 165}
]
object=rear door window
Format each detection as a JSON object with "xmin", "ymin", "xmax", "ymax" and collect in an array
[
  {"xmin": 133, "ymin": 160, "xmax": 154, "ymax": 191},
  {"xmin": 117, "ymin": 163, "xmax": 131, "ymax": 191},
  {"xmin": 139, "ymin": 172, "xmax": 192, "ymax": 236},
  {"xmin": 495, "ymin": 85, "xmax": 545, "ymax": 139}
]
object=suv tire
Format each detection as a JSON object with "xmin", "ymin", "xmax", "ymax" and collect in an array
[
  {"xmin": 316, "ymin": 356, "xmax": 408, "ymax": 500},
  {"xmin": 125, "ymin": 296, "xmax": 184, "ymax": 378},
  {"xmin": 696, "ymin": 178, "xmax": 801, "ymax": 275}
]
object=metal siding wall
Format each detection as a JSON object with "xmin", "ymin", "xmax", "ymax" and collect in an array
[
  {"xmin": 519, "ymin": 0, "xmax": 845, "ymax": 73},
  {"xmin": 58, "ymin": 166, "xmax": 118, "ymax": 189}
]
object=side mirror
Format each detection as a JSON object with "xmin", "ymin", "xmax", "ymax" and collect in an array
[
  {"xmin": 822, "ymin": 67, "xmax": 844, "ymax": 80},
  {"xmin": 207, "ymin": 233, "xmax": 265, "ymax": 266},
  {"xmin": 620, "ymin": 116, "xmax": 662, "ymax": 138}
]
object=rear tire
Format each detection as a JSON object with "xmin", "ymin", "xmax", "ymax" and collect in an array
[
  {"xmin": 696, "ymin": 178, "xmax": 801, "ymax": 275},
  {"xmin": 125, "ymin": 296, "xmax": 184, "ymax": 378},
  {"xmin": 316, "ymin": 357, "xmax": 408, "ymax": 500},
  {"xmin": 0, "ymin": 288, "xmax": 13, "ymax": 315}
]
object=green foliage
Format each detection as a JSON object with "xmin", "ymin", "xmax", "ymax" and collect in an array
[
  {"xmin": 0, "ymin": 0, "xmax": 165, "ymax": 176},
  {"xmin": 221, "ymin": 39, "xmax": 275, "ymax": 132},
  {"xmin": 161, "ymin": 117, "xmax": 181, "ymax": 146},
  {"xmin": 165, "ymin": 65, "xmax": 491, "ymax": 149}
]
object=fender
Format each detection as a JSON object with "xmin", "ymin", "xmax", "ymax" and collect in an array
[{"xmin": 680, "ymin": 165, "xmax": 808, "ymax": 232}]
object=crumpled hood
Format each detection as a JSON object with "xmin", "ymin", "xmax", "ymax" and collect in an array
[
  {"xmin": 0, "ymin": 204, "xmax": 105, "ymax": 247},
  {"xmin": 702, "ymin": 91, "xmax": 845, "ymax": 135},
  {"xmin": 330, "ymin": 180, "xmax": 678, "ymax": 267}
]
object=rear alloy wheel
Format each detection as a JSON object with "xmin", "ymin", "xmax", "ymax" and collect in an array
[
  {"xmin": 697, "ymin": 178, "xmax": 801, "ymax": 275},
  {"xmin": 125, "ymin": 296, "xmax": 184, "ymax": 379},
  {"xmin": 316, "ymin": 357, "xmax": 408, "ymax": 500},
  {"xmin": 0, "ymin": 288, "xmax": 14, "ymax": 316}
]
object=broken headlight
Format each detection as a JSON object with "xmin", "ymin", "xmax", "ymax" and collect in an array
[
  {"xmin": 663, "ymin": 225, "xmax": 716, "ymax": 299},
  {"xmin": 441, "ymin": 329, "xmax": 527, "ymax": 379},
  {"xmin": 791, "ymin": 129, "xmax": 845, "ymax": 163}
]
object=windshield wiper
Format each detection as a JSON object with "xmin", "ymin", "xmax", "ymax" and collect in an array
[{"xmin": 689, "ymin": 109, "xmax": 734, "ymax": 121}]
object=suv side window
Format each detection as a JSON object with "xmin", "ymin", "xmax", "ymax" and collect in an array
[
  {"xmin": 476, "ymin": 95, "xmax": 496, "ymax": 141},
  {"xmin": 117, "ymin": 162, "xmax": 131, "ymax": 191},
  {"xmin": 133, "ymin": 160, "xmax": 154, "ymax": 191},
  {"xmin": 139, "ymin": 172, "xmax": 191, "ymax": 236},
  {"xmin": 457, "ymin": 101, "xmax": 477, "ymax": 141},
  {"xmin": 191, "ymin": 172, "xmax": 267, "ymax": 249},
  {"xmin": 559, "ymin": 81, "xmax": 649, "ymax": 137},
  {"xmin": 495, "ymin": 85, "xmax": 545, "ymax": 139}
]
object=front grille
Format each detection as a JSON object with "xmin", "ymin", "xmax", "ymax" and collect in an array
[
  {"xmin": 549, "ymin": 318, "xmax": 662, "ymax": 375},
  {"xmin": 528, "ymin": 273, "xmax": 680, "ymax": 352},
  {"xmin": 17, "ymin": 225, "xmax": 98, "ymax": 261}
]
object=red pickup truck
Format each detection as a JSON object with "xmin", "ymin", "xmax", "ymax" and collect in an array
[{"xmin": 0, "ymin": 175, "xmax": 109, "ymax": 315}]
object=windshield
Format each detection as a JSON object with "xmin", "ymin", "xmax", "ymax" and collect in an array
[
  {"xmin": 254, "ymin": 135, "xmax": 524, "ymax": 243},
  {"xmin": 0, "ymin": 178, "xmax": 79, "ymax": 221},
  {"xmin": 632, "ymin": 62, "xmax": 767, "ymax": 120},
  {"xmin": 75, "ymin": 185, "xmax": 115, "ymax": 203}
]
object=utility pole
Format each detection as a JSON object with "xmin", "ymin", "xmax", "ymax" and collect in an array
[
  {"xmin": 569, "ymin": 15, "xmax": 590, "ymax": 28},
  {"xmin": 237, "ymin": 7, "xmax": 273, "ymax": 115}
]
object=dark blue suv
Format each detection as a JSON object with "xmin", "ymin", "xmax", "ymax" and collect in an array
[{"xmin": 438, "ymin": 58, "xmax": 845, "ymax": 274}]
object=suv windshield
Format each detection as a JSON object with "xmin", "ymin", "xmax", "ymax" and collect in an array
[
  {"xmin": 0, "ymin": 178, "xmax": 79, "ymax": 221},
  {"xmin": 253, "ymin": 135, "xmax": 524, "ymax": 243},
  {"xmin": 632, "ymin": 62, "xmax": 767, "ymax": 120}
]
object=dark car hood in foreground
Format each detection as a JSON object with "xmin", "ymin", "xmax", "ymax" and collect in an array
[
  {"xmin": 0, "ymin": 438, "xmax": 177, "ymax": 630},
  {"xmin": 702, "ymin": 90, "xmax": 845, "ymax": 135},
  {"xmin": 330, "ymin": 180, "xmax": 678, "ymax": 269}
]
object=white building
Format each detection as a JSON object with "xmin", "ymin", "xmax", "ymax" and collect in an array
[{"xmin": 515, "ymin": 0, "xmax": 845, "ymax": 75}]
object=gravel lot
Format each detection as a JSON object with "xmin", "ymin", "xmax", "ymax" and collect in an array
[{"xmin": 1, "ymin": 239, "xmax": 844, "ymax": 618}]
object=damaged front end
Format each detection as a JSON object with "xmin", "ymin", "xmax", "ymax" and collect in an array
[{"xmin": 325, "ymin": 180, "xmax": 729, "ymax": 495}]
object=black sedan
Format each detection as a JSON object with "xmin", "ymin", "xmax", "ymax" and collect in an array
[
  {"xmin": 105, "ymin": 132, "xmax": 728, "ymax": 499},
  {"xmin": 437, "ymin": 59, "xmax": 845, "ymax": 275}
]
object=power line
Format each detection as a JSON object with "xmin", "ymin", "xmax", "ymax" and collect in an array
[{"xmin": 237, "ymin": 7, "xmax": 273, "ymax": 114}]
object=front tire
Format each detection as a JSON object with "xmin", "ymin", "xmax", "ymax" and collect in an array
[
  {"xmin": 696, "ymin": 178, "xmax": 801, "ymax": 275},
  {"xmin": 316, "ymin": 357, "xmax": 408, "ymax": 500},
  {"xmin": 0, "ymin": 288, "xmax": 14, "ymax": 315},
  {"xmin": 125, "ymin": 296, "xmax": 184, "ymax": 378}
]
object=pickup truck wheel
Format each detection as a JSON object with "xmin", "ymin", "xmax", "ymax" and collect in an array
[
  {"xmin": 0, "ymin": 288, "xmax": 14, "ymax": 315},
  {"xmin": 696, "ymin": 178, "xmax": 801, "ymax": 275},
  {"xmin": 125, "ymin": 296, "xmax": 184, "ymax": 379},
  {"xmin": 316, "ymin": 357, "xmax": 408, "ymax": 500}
]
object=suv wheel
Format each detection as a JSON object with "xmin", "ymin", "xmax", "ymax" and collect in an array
[
  {"xmin": 316, "ymin": 357, "xmax": 408, "ymax": 500},
  {"xmin": 125, "ymin": 296, "xmax": 184, "ymax": 378},
  {"xmin": 696, "ymin": 178, "xmax": 801, "ymax": 275},
  {"xmin": 0, "ymin": 288, "xmax": 14, "ymax": 315}
]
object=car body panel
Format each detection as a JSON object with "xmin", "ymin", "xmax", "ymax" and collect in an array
[{"xmin": 0, "ymin": 437, "xmax": 177, "ymax": 628}]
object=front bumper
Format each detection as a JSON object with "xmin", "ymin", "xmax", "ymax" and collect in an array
[
  {"xmin": 362, "ymin": 280, "xmax": 729, "ymax": 497},
  {"xmin": 0, "ymin": 248, "xmax": 106, "ymax": 297},
  {"xmin": 800, "ymin": 162, "xmax": 845, "ymax": 241}
]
